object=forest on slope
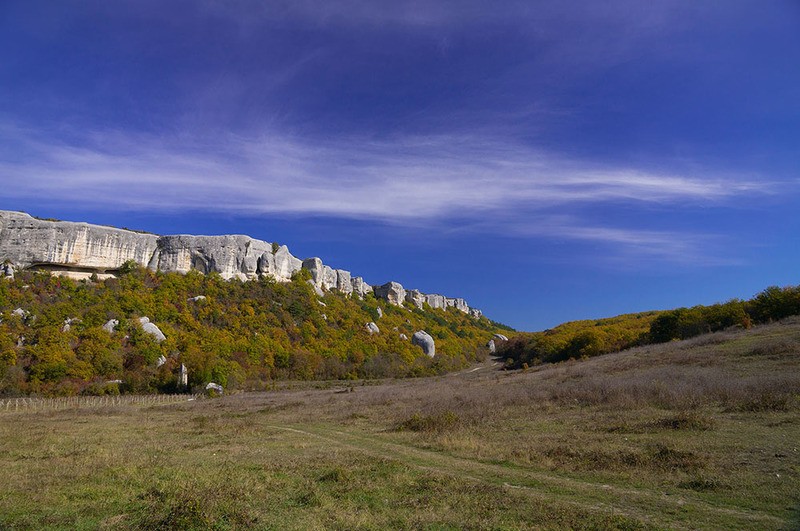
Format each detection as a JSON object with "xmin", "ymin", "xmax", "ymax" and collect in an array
[
  {"xmin": 0, "ymin": 264, "xmax": 508, "ymax": 396},
  {"xmin": 499, "ymin": 284, "xmax": 800, "ymax": 368}
]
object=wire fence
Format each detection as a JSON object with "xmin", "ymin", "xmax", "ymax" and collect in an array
[{"xmin": 0, "ymin": 393, "xmax": 203, "ymax": 413}]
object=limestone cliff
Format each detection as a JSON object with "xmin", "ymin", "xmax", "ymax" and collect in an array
[{"xmin": 0, "ymin": 210, "xmax": 482, "ymax": 316}]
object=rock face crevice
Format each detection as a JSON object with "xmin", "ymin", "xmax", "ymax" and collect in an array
[{"xmin": 0, "ymin": 210, "xmax": 482, "ymax": 316}]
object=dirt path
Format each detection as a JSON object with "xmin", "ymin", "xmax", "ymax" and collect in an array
[{"xmin": 267, "ymin": 423, "xmax": 785, "ymax": 530}]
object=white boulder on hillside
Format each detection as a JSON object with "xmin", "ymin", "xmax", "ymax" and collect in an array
[
  {"xmin": 412, "ymin": 330, "xmax": 436, "ymax": 357},
  {"xmin": 138, "ymin": 317, "xmax": 166, "ymax": 342}
]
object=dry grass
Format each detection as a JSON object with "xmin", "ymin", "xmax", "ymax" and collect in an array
[{"xmin": 2, "ymin": 319, "xmax": 800, "ymax": 529}]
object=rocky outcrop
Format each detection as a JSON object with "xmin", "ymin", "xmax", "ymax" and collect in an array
[
  {"xmin": 302, "ymin": 258, "xmax": 325, "ymax": 287},
  {"xmin": 446, "ymin": 297, "xmax": 469, "ymax": 313},
  {"xmin": 1, "ymin": 210, "xmax": 483, "ymax": 317},
  {"xmin": 405, "ymin": 289, "xmax": 425, "ymax": 309},
  {"xmin": 412, "ymin": 330, "xmax": 436, "ymax": 357},
  {"xmin": 374, "ymin": 282, "xmax": 406, "ymax": 306},
  {"xmin": 425, "ymin": 294, "xmax": 447, "ymax": 309},
  {"xmin": 0, "ymin": 211, "xmax": 158, "ymax": 279}
]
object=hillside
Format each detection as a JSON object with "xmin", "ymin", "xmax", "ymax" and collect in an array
[
  {"xmin": 0, "ymin": 265, "xmax": 507, "ymax": 396},
  {"xmin": 499, "ymin": 284, "xmax": 800, "ymax": 368},
  {"xmin": 1, "ymin": 317, "xmax": 798, "ymax": 528}
]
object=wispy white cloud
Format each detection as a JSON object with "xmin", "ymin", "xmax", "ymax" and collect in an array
[
  {"xmin": 0, "ymin": 125, "xmax": 773, "ymax": 263},
  {"xmin": 0, "ymin": 126, "xmax": 764, "ymax": 218}
]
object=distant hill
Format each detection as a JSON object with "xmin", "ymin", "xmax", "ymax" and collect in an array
[{"xmin": 499, "ymin": 284, "xmax": 800, "ymax": 368}]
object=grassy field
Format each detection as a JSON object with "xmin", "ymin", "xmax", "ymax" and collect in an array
[{"xmin": 1, "ymin": 319, "xmax": 799, "ymax": 529}]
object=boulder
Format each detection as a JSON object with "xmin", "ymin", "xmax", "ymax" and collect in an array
[
  {"xmin": 188, "ymin": 295, "xmax": 207, "ymax": 302},
  {"xmin": 412, "ymin": 330, "xmax": 436, "ymax": 357},
  {"xmin": 1, "ymin": 263, "xmax": 13, "ymax": 279},
  {"xmin": 205, "ymin": 382, "xmax": 223, "ymax": 394},
  {"xmin": 11, "ymin": 308, "xmax": 28, "ymax": 318},
  {"xmin": 487, "ymin": 339, "xmax": 496, "ymax": 353},
  {"xmin": 376, "ymin": 307, "xmax": 383, "ymax": 319},
  {"xmin": 156, "ymin": 355, "xmax": 167, "ymax": 367},
  {"xmin": 493, "ymin": 333, "xmax": 509, "ymax": 342},
  {"xmin": 61, "ymin": 317, "xmax": 80, "ymax": 332},
  {"xmin": 399, "ymin": 333, "xmax": 408, "ymax": 341},
  {"xmin": 366, "ymin": 322, "xmax": 380, "ymax": 335},
  {"xmin": 102, "ymin": 319, "xmax": 119, "ymax": 333},
  {"xmin": 138, "ymin": 317, "xmax": 166, "ymax": 342}
]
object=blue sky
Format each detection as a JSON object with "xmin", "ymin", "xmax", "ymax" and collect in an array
[{"xmin": 1, "ymin": 1, "xmax": 799, "ymax": 330}]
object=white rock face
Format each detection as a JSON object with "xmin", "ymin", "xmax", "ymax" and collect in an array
[
  {"xmin": 321, "ymin": 266, "xmax": 337, "ymax": 290},
  {"xmin": 446, "ymin": 298, "xmax": 469, "ymax": 312},
  {"xmin": 1, "ymin": 210, "xmax": 484, "ymax": 316},
  {"xmin": 405, "ymin": 289, "xmax": 425, "ymax": 309},
  {"xmin": 302, "ymin": 258, "xmax": 324, "ymax": 287},
  {"xmin": 425, "ymin": 294, "xmax": 447, "ymax": 309},
  {"xmin": 138, "ymin": 317, "xmax": 166, "ymax": 342},
  {"xmin": 0, "ymin": 211, "xmax": 159, "ymax": 274},
  {"xmin": 335, "ymin": 269, "xmax": 352, "ymax": 295},
  {"xmin": 351, "ymin": 277, "xmax": 371, "ymax": 298},
  {"xmin": 151, "ymin": 235, "xmax": 274, "ymax": 281},
  {"xmin": 412, "ymin": 330, "xmax": 436, "ymax": 357},
  {"xmin": 366, "ymin": 322, "xmax": 380, "ymax": 335},
  {"xmin": 272, "ymin": 245, "xmax": 302, "ymax": 281},
  {"xmin": 374, "ymin": 282, "xmax": 406, "ymax": 306}
]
